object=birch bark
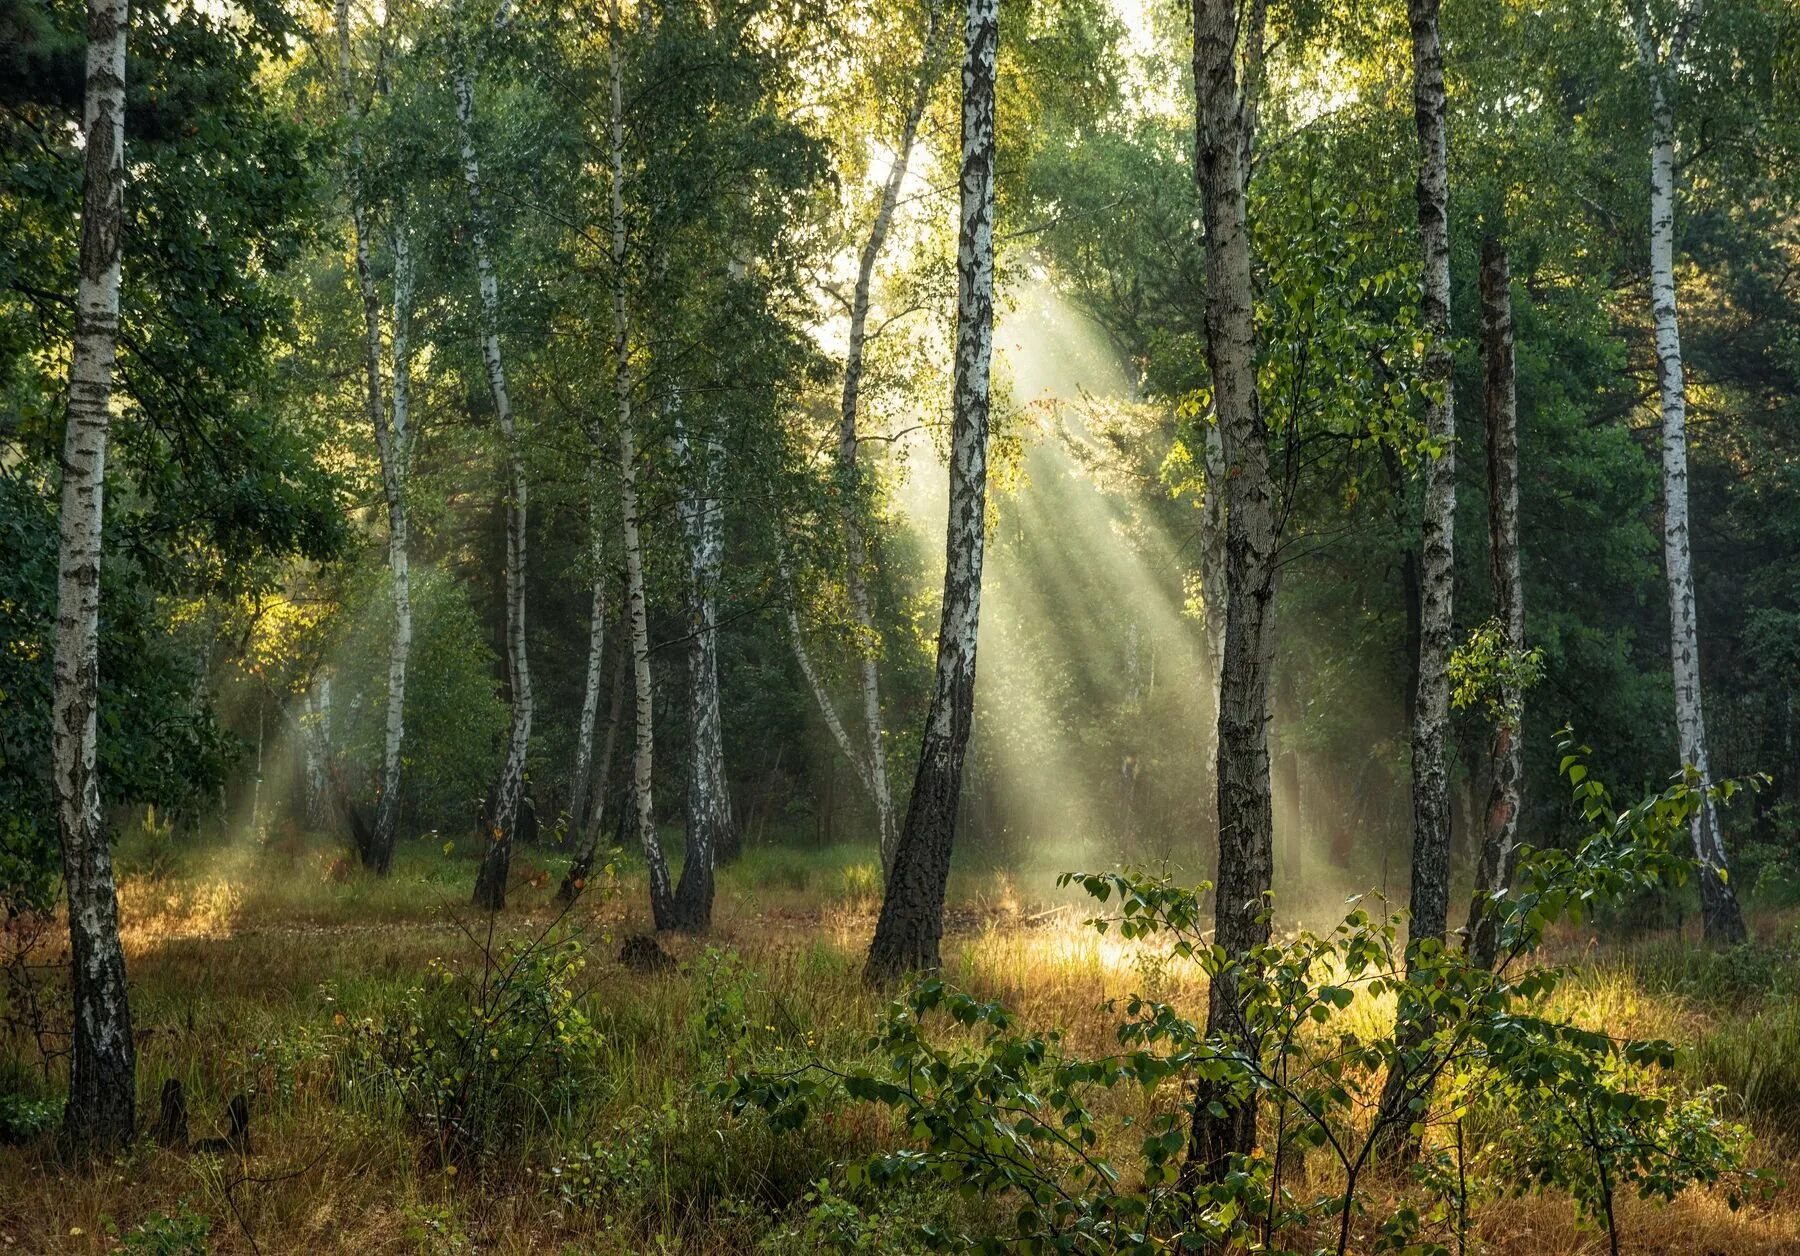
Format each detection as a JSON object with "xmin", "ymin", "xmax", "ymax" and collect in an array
[
  {"xmin": 1629, "ymin": 0, "xmax": 1747, "ymax": 945},
  {"xmin": 1184, "ymin": 0, "xmax": 1275, "ymax": 1179},
  {"xmin": 670, "ymin": 421, "xmax": 734, "ymax": 930},
  {"xmin": 567, "ymin": 491, "xmax": 607, "ymax": 837},
  {"xmin": 456, "ymin": 11, "xmax": 533, "ymax": 911},
  {"xmin": 1375, "ymin": 0, "xmax": 1457, "ymax": 1157},
  {"xmin": 53, "ymin": 0, "xmax": 134, "ymax": 1150},
  {"xmin": 1403, "ymin": 0, "xmax": 1457, "ymax": 959},
  {"xmin": 1467, "ymin": 235, "xmax": 1524, "ymax": 970},
  {"xmin": 864, "ymin": 0, "xmax": 997, "ymax": 982}
]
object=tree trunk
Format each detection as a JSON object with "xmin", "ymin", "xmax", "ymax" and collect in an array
[
  {"xmin": 608, "ymin": 0, "xmax": 674, "ymax": 928},
  {"xmin": 1629, "ymin": 0, "xmax": 1747, "ymax": 946},
  {"xmin": 456, "ymin": 36, "xmax": 532, "ymax": 912},
  {"xmin": 669, "ymin": 420, "xmax": 733, "ymax": 930},
  {"xmin": 303, "ymin": 675, "xmax": 332, "ymax": 829},
  {"xmin": 1377, "ymin": 0, "xmax": 1457, "ymax": 1157},
  {"xmin": 567, "ymin": 505, "xmax": 607, "ymax": 838},
  {"xmin": 1198, "ymin": 420, "xmax": 1227, "ymax": 842},
  {"xmin": 838, "ymin": 3, "xmax": 943, "ymax": 875},
  {"xmin": 560, "ymin": 642, "xmax": 627, "ymax": 902},
  {"xmin": 864, "ymin": 0, "xmax": 998, "ymax": 983},
  {"xmin": 1184, "ymin": 0, "xmax": 1274, "ymax": 1180},
  {"xmin": 1467, "ymin": 235, "xmax": 1525, "ymax": 970},
  {"xmin": 335, "ymin": 0, "xmax": 412, "ymax": 875},
  {"xmin": 53, "ymin": 0, "xmax": 134, "ymax": 1152}
]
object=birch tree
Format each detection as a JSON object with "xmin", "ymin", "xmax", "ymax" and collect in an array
[
  {"xmin": 1376, "ymin": 0, "xmax": 1457, "ymax": 1155},
  {"xmin": 52, "ymin": 0, "xmax": 134, "ymax": 1149},
  {"xmin": 864, "ymin": 0, "xmax": 998, "ymax": 982},
  {"xmin": 609, "ymin": 0, "xmax": 676, "ymax": 928},
  {"xmin": 669, "ymin": 419, "xmax": 733, "ymax": 931},
  {"xmin": 1466, "ymin": 233, "xmax": 1525, "ymax": 970},
  {"xmin": 1402, "ymin": 0, "xmax": 1458, "ymax": 967},
  {"xmin": 1627, "ymin": 0, "xmax": 1747, "ymax": 945},
  {"xmin": 805, "ymin": 0, "xmax": 946, "ymax": 877},
  {"xmin": 457, "ymin": 0, "xmax": 534, "ymax": 912},
  {"xmin": 565, "ymin": 489, "xmax": 608, "ymax": 840},
  {"xmin": 334, "ymin": 0, "xmax": 413, "ymax": 874},
  {"xmin": 1183, "ymin": 0, "xmax": 1274, "ymax": 1178}
]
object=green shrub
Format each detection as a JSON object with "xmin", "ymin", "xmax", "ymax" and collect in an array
[{"xmin": 115, "ymin": 1203, "xmax": 210, "ymax": 1254}]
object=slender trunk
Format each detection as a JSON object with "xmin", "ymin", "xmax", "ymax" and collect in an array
[
  {"xmin": 1629, "ymin": 0, "xmax": 1746, "ymax": 945},
  {"xmin": 608, "ymin": 0, "xmax": 674, "ymax": 927},
  {"xmin": 838, "ymin": 3, "xmax": 943, "ymax": 876},
  {"xmin": 864, "ymin": 0, "xmax": 998, "ymax": 982},
  {"xmin": 567, "ymin": 499, "xmax": 607, "ymax": 836},
  {"xmin": 783, "ymin": 555, "xmax": 884, "ymax": 806},
  {"xmin": 1467, "ymin": 235, "xmax": 1524, "ymax": 970},
  {"xmin": 373, "ymin": 224, "xmax": 414, "ymax": 872},
  {"xmin": 457, "ymin": 32, "xmax": 532, "ymax": 911},
  {"xmin": 54, "ymin": 0, "xmax": 133, "ymax": 1151},
  {"xmin": 303, "ymin": 678, "xmax": 331, "ymax": 828},
  {"xmin": 1378, "ymin": 0, "xmax": 1457, "ymax": 1156},
  {"xmin": 335, "ymin": 0, "xmax": 411, "ymax": 873},
  {"xmin": 560, "ymin": 642, "xmax": 628, "ymax": 902},
  {"xmin": 1184, "ymin": 0, "xmax": 1274, "ymax": 1179},
  {"xmin": 1403, "ymin": 0, "xmax": 1457, "ymax": 956}
]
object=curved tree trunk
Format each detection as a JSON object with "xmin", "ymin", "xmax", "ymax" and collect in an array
[
  {"xmin": 1377, "ymin": 0, "xmax": 1457, "ymax": 1158},
  {"xmin": 1467, "ymin": 235, "xmax": 1525, "ymax": 970},
  {"xmin": 54, "ymin": 0, "xmax": 134, "ymax": 1151},
  {"xmin": 864, "ymin": 0, "xmax": 998, "ymax": 983},
  {"xmin": 1183, "ymin": 0, "xmax": 1274, "ymax": 1181},
  {"xmin": 456, "ymin": 33, "xmax": 533, "ymax": 912},
  {"xmin": 1628, "ymin": 0, "xmax": 1747, "ymax": 945}
]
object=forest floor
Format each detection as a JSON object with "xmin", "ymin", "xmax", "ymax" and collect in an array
[{"xmin": 3, "ymin": 827, "xmax": 1800, "ymax": 1254}]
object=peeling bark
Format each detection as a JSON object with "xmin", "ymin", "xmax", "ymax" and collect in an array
[
  {"xmin": 1628, "ymin": 0, "xmax": 1746, "ymax": 945},
  {"xmin": 1184, "ymin": 0, "xmax": 1275, "ymax": 1179},
  {"xmin": 1377, "ymin": 0, "xmax": 1458, "ymax": 1158},
  {"xmin": 54, "ymin": 0, "xmax": 134, "ymax": 1151},
  {"xmin": 1467, "ymin": 235, "xmax": 1525, "ymax": 970},
  {"xmin": 456, "ymin": 17, "xmax": 532, "ymax": 911},
  {"xmin": 865, "ymin": 0, "xmax": 998, "ymax": 982}
]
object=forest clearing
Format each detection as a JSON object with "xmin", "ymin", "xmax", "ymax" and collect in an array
[{"xmin": 3, "ymin": 0, "xmax": 1798, "ymax": 1250}]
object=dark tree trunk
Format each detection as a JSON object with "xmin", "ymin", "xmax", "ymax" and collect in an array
[
  {"xmin": 864, "ymin": 0, "xmax": 998, "ymax": 983},
  {"xmin": 1466, "ymin": 235, "xmax": 1525, "ymax": 970},
  {"xmin": 1184, "ymin": 0, "xmax": 1274, "ymax": 1181}
]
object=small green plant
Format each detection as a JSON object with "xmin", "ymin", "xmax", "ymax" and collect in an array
[
  {"xmin": 1448, "ymin": 618, "xmax": 1543, "ymax": 724},
  {"xmin": 115, "ymin": 1202, "xmax": 211, "ymax": 1254},
  {"xmin": 342, "ymin": 921, "xmax": 606, "ymax": 1167},
  {"xmin": 0, "ymin": 1090, "xmax": 57, "ymax": 1144},
  {"xmin": 725, "ymin": 745, "xmax": 1765, "ymax": 1255}
]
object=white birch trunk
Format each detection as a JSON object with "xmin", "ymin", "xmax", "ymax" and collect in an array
[
  {"xmin": 670, "ymin": 419, "xmax": 733, "ymax": 929},
  {"xmin": 865, "ymin": 0, "xmax": 998, "ymax": 981},
  {"xmin": 1629, "ymin": 0, "xmax": 1747, "ymax": 944},
  {"xmin": 376, "ymin": 222, "xmax": 414, "ymax": 871},
  {"xmin": 456, "ymin": 23, "xmax": 533, "ymax": 910},
  {"xmin": 567, "ymin": 511, "xmax": 607, "ymax": 837},
  {"xmin": 609, "ymin": 0, "xmax": 674, "ymax": 927},
  {"xmin": 53, "ymin": 0, "xmax": 134, "ymax": 1149},
  {"xmin": 1186, "ymin": 0, "xmax": 1275, "ymax": 1176},
  {"xmin": 1404, "ymin": 0, "xmax": 1457, "ymax": 953}
]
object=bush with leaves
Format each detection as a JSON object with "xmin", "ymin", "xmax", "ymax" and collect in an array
[
  {"xmin": 724, "ymin": 740, "xmax": 1764, "ymax": 1254},
  {"xmin": 343, "ymin": 919, "xmax": 605, "ymax": 1167}
]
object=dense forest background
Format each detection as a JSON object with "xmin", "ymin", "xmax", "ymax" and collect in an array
[{"xmin": 2, "ymin": 0, "xmax": 1800, "ymax": 1247}]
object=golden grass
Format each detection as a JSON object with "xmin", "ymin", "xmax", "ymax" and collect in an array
[{"xmin": 2, "ymin": 835, "xmax": 1798, "ymax": 1253}]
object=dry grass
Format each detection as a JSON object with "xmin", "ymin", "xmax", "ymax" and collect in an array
[{"xmin": 2, "ymin": 832, "xmax": 1798, "ymax": 1253}]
